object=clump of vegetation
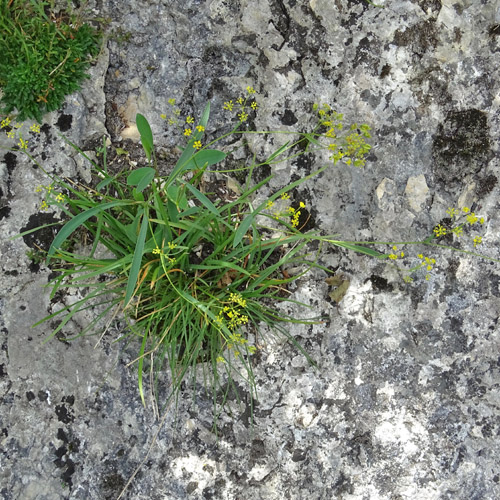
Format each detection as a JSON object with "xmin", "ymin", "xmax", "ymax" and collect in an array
[
  {"xmin": 11, "ymin": 88, "xmax": 376, "ymax": 421},
  {"xmin": 5, "ymin": 87, "xmax": 495, "ymax": 426},
  {"xmin": 0, "ymin": 0, "xmax": 100, "ymax": 122}
]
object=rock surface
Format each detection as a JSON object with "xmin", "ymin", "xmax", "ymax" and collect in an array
[{"xmin": 1, "ymin": 0, "xmax": 500, "ymax": 499}]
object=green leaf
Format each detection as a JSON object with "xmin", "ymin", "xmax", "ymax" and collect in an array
[
  {"xmin": 233, "ymin": 213, "xmax": 254, "ymax": 248},
  {"xmin": 182, "ymin": 181, "xmax": 219, "ymax": 216},
  {"xmin": 127, "ymin": 167, "xmax": 155, "ymax": 192},
  {"xmin": 198, "ymin": 101, "xmax": 211, "ymax": 131},
  {"xmin": 47, "ymin": 201, "xmax": 132, "ymax": 262},
  {"xmin": 334, "ymin": 242, "xmax": 386, "ymax": 258},
  {"xmin": 124, "ymin": 209, "xmax": 149, "ymax": 308},
  {"xmin": 136, "ymin": 113, "xmax": 154, "ymax": 161},
  {"xmin": 137, "ymin": 331, "xmax": 148, "ymax": 407},
  {"xmin": 266, "ymin": 141, "xmax": 290, "ymax": 163},
  {"xmin": 96, "ymin": 176, "xmax": 114, "ymax": 191},
  {"xmin": 185, "ymin": 149, "xmax": 226, "ymax": 170}
]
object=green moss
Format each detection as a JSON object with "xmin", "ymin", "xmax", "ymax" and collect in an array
[{"xmin": 0, "ymin": 0, "xmax": 100, "ymax": 122}]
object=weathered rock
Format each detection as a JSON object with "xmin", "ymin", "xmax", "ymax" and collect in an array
[{"xmin": 1, "ymin": 0, "xmax": 500, "ymax": 499}]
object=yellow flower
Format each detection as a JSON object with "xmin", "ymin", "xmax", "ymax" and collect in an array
[
  {"xmin": 462, "ymin": 207, "xmax": 470, "ymax": 213},
  {"xmin": 229, "ymin": 292, "xmax": 246, "ymax": 308},
  {"xmin": 299, "ymin": 201, "xmax": 306, "ymax": 209},
  {"xmin": 223, "ymin": 100, "xmax": 233, "ymax": 111},
  {"xmin": 55, "ymin": 193, "xmax": 65, "ymax": 203},
  {"xmin": 246, "ymin": 86, "xmax": 256, "ymax": 94},
  {"xmin": 167, "ymin": 241, "xmax": 177, "ymax": 250},
  {"xmin": 183, "ymin": 128, "xmax": 192, "ymax": 136},
  {"xmin": 433, "ymin": 224, "xmax": 447, "ymax": 237},
  {"xmin": 446, "ymin": 207, "xmax": 459, "ymax": 218},
  {"xmin": 238, "ymin": 111, "xmax": 248, "ymax": 122},
  {"xmin": 466, "ymin": 213, "xmax": 478, "ymax": 225},
  {"xmin": 40, "ymin": 200, "xmax": 48, "ymax": 211},
  {"xmin": 186, "ymin": 116, "xmax": 195, "ymax": 124},
  {"xmin": 265, "ymin": 200, "xmax": 274, "ymax": 209},
  {"xmin": 29, "ymin": 123, "xmax": 40, "ymax": 133},
  {"xmin": 6, "ymin": 131, "xmax": 14, "ymax": 139},
  {"xmin": 388, "ymin": 253, "xmax": 398, "ymax": 260},
  {"xmin": 193, "ymin": 140, "xmax": 202, "ymax": 149},
  {"xmin": 237, "ymin": 97, "xmax": 244, "ymax": 105},
  {"xmin": 1, "ymin": 117, "xmax": 11, "ymax": 128},
  {"xmin": 280, "ymin": 193, "xmax": 290, "ymax": 200},
  {"xmin": 196, "ymin": 125, "xmax": 205, "ymax": 132},
  {"xmin": 160, "ymin": 113, "xmax": 167, "ymax": 119},
  {"xmin": 473, "ymin": 236, "xmax": 482, "ymax": 248},
  {"xmin": 168, "ymin": 98, "xmax": 176, "ymax": 105},
  {"xmin": 152, "ymin": 247, "xmax": 162, "ymax": 255},
  {"xmin": 18, "ymin": 137, "xmax": 28, "ymax": 150},
  {"xmin": 250, "ymin": 101, "xmax": 258, "ymax": 110}
]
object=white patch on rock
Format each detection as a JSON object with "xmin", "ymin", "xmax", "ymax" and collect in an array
[
  {"xmin": 376, "ymin": 177, "xmax": 397, "ymax": 211},
  {"xmin": 374, "ymin": 409, "xmax": 428, "ymax": 457},
  {"xmin": 405, "ymin": 174, "xmax": 429, "ymax": 212}
]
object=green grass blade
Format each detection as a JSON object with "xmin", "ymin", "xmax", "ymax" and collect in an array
[
  {"xmin": 136, "ymin": 113, "xmax": 154, "ymax": 161},
  {"xmin": 137, "ymin": 331, "xmax": 149, "ymax": 407},
  {"xmin": 333, "ymin": 241, "xmax": 386, "ymax": 258},
  {"xmin": 124, "ymin": 208, "xmax": 149, "ymax": 308},
  {"xmin": 182, "ymin": 181, "xmax": 220, "ymax": 216},
  {"xmin": 47, "ymin": 201, "xmax": 132, "ymax": 262}
]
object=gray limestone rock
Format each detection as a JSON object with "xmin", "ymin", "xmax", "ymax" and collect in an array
[{"xmin": 1, "ymin": 0, "xmax": 500, "ymax": 499}]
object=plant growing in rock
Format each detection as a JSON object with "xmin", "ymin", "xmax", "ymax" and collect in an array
[
  {"xmin": 0, "ymin": 0, "xmax": 100, "ymax": 122},
  {"xmin": 8, "ymin": 88, "xmax": 380, "ymax": 420},
  {"xmin": 7, "ymin": 88, "xmax": 497, "ymax": 423}
]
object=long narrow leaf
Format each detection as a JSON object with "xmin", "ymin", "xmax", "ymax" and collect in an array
[
  {"xmin": 182, "ymin": 181, "xmax": 219, "ymax": 216},
  {"xmin": 136, "ymin": 114, "xmax": 154, "ymax": 161},
  {"xmin": 124, "ymin": 209, "xmax": 149, "ymax": 307},
  {"xmin": 47, "ymin": 201, "xmax": 132, "ymax": 262}
]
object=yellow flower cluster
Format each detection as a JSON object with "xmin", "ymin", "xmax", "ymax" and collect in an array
[
  {"xmin": 265, "ymin": 194, "xmax": 306, "ymax": 229},
  {"xmin": 152, "ymin": 243, "xmax": 177, "ymax": 264},
  {"xmin": 215, "ymin": 291, "xmax": 257, "ymax": 360},
  {"xmin": 313, "ymin": 103, "xmax": 371, "ymax": 167},
  {"xmin": 35, "ymin": 184, "xmax": 65, "ymax": 212},
  {"xmin": 223, "ymin": 86, "xmax": 258, "ymax": 123},
  {"xmin": 1, "ymin": 118, "xmax": 40, "ymax": 148},
  {"xmin": 388, "ymin": 245, "xmax": 405, "ymax": 260},
  {"xmin": 216, "ymin": 292, "xmax": 249, "ymax": 331},
  {"xmin": 402, "ymin": 253, "xmax": 437, "ymax": 283},
  {"xmin": 288, "ymin": 204, "xmax": 305, "ymax": 228},
  {"xmin": 436, "ymin": 206, "xmax": 486, "ymax": 248},
  {"xmin": 161, "ymin": 98, "xmax": 206, "ymax": 150}
]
